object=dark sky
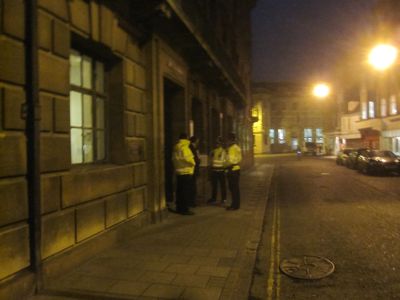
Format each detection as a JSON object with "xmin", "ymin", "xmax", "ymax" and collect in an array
[{"xmin": 251, "ymin": 0, "xmax": 378, "ymax": 83}]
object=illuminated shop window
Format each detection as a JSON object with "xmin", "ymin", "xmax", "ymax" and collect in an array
[
  {"xmin": 278, "ymin": 128, "xmax": 285, "ymax": 144},
  {"xmin": 368, "ymin": 100, "xmax": 375, "ymax": 118},
  {"xmin": 70, "ymin": 50, "xmax": 106, "ymax": 164},
  {"xmin": 269, "ymin": 129, "xmax": 275, "ymax": 144},
  {"xmin": 316, "ymin": 128, "xmax": 323, "ymax": 143},
  {"xmin": 390, "ymin": 95, "xmax": 397, "ymax": 115},
  {"xmin": 304, "ymin": 128, "xmax": 312, "ymax": 142},
  {"xmin": 361, "ymin": 101, "xmax": 367, "ymax": 119}
]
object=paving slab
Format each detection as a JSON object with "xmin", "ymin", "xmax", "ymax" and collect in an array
[{"xmin": 34, "ymin": 163, "xmax": 274, "ymax": 300}]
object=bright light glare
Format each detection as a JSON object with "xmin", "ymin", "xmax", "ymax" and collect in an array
[
  {"xmin": 368, "ymin": 44, "xmax": 398, "ymax": 71},
  {"xmin": 313, "ymin": 83, "xmax": 330, "ymax": 98}
]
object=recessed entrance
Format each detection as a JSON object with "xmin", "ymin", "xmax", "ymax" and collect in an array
[{"xmin": 163, "ymin": 78, "xmax": 186, "ymax": 204}]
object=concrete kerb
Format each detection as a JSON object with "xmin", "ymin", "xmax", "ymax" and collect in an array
[{"xmin": 229, "ymin": 163, "xmax": 274, "ymax": 299}]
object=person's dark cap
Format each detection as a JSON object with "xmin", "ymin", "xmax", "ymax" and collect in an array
[
  {"xmin": 228, "ymin": 132, "xmax": 236, "ymax": 141},
  {"xmin": 179, "ymin": 133, "xmax": 188, "ymax": 139}
]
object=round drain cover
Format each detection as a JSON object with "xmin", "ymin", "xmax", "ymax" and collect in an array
[{"xmin": 280, "ymin": 255, "xmax": 335, "ymax": 280}]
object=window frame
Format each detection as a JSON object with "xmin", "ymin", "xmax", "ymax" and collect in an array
[
  {"xmin": 304, "ymin": 128, "xmax": 313, "ymax": 142},
  {"xmin": 277, "ymin": 128, "xmax": 285, "ymax": 144},
  {"xmin": 69, "ymin": 49, "xmax": 108, "ymax": 165}
]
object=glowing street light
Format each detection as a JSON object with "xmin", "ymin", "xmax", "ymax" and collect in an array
[
  {"xmin": 368, "ymin": 44, "xmax": 398, "ymax": 71},
  {"xmin": 313, "ymin": 83, "xmax": 330, "ymax": 99}
]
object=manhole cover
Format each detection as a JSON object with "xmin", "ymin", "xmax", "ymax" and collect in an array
[{"xmin": 280, "ymin": 255, "xmax": 335, "ymax": 280}]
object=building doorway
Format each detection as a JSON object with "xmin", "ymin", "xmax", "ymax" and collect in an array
[
  {"xmin": 210, "ymin": 108, "xmax": 220, "ymax": 150},
  {"xmin": 163, "ymin": 78, "xmax": 186, "ymax": 204}
]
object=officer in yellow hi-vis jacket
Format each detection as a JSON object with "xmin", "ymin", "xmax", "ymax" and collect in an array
[
  {"xmin": 208, "ymin": 137, "xmax": 227, "ymax": 205},
  {"xmin": 172, "ymin": 133, "xmax": 196, "ymax": 215},
  {"xmin": 225, "ymin": 133, "xmax": 242, "ymax": 210}
]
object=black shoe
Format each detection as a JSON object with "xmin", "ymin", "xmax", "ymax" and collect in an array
[
  {"xmin": 226, "ymin": 207, "xmax": 238, "ymax": 211},
  {"xmin": 207, "ymin": 199, "xmax": 216, "ymax": 203},
  {"xmin": 180, "ymin": 211, "xmax": 195, "ymax": 215}
]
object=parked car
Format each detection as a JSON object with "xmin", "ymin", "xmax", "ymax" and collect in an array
[
  {"xmin": 357, "ymin": 149, "xmax": 400, "ymax": 175},
  {"xmin": 336, "ymin": 148, "xmax": 354, "ymax": 166},
  {"xmin": 346, "ymin": 148, "xmax": 368, "ymax": 169}
]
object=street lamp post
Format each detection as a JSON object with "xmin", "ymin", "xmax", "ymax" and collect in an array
[
  {"xmin": 310, "ymin": 82, "xmax": 338, "ymax": 155},
  {"xmin": 366, "ymin": 43, "xmax": 398, "ymax": 150}
]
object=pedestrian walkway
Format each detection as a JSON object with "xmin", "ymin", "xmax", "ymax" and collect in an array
[{"xmin": 32, "ymin": 163, "xmax": 274, "ymax": 300}]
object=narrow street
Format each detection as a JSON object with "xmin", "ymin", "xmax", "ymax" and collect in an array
[{"xmin": 251, "ymin": 155, "xmax": 400, "ymax": 300}]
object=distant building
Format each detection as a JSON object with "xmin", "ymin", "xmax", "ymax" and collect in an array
[
  {"xmin": 334, "ymin": 0, "xmax": 400, "ymax": 153},
  {"xmin": 0, "ymin": 0, "xmax": 256, "ymax": 297},
  {"xmin": 337, "ymin": 101, "xmax": 363, "ymax": 149},
  {"xmin": 252, "ymin": 82, "xmax": 337, "ymax": 155}
]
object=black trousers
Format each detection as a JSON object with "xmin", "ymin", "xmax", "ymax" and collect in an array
[
  {"xmin": 227, "ymin": 170, "xmax": 240, "ymax": 209},
  {"xmin": 210, "ymin": 170, "xmax": 226, "ymax": 201},
  {"xmin": 189, "ymin": 174, "xmax": 198, "ymax": 206},
  {"xmin": 176, "ymin": 174, "xmax": 192, "ymax": 213}
]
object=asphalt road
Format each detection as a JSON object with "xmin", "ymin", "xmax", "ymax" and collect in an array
[{"xmin": 251, "ymin": 155, "xmax": 400, "ymax": 300}]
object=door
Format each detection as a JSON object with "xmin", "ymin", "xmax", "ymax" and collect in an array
[{"xmin": 163, "ymin": 78, "xmax": 186, "ymax": 203}]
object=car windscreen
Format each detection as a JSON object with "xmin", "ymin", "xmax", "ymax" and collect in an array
[{"xmin": 372, "ymin": 150, "xmax": 396, "ymax": 158}]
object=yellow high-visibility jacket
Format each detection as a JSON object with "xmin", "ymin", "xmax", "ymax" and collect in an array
[
  {"xmin": 226, "ymin": 143, "xmax": 242, "ymax": 171},
  {"xmin": 210, "ymin": 146, "xmax": 227, "ymax": 170},
  {"xmin": 172, "ymin": 139, "xmax": 195, "ymax": 175}
]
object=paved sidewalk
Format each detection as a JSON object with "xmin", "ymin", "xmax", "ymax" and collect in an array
[{"xmin": 33, "ymin": 163, "xmax": 274, "ymax": 300}]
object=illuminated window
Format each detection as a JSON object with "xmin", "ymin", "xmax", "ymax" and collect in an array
[
  {"xmin": 269, "ymin": 129, "xmax": 275, "ymax": 144},
  {"xmin": 361, "ymin": 101, "xmax": 367, "ymax": 119},
  {"xmin": 278, "ymin": 128, "xmax": 285, "ymax": 144},
  {"xmin": 368, "ymin": 100, "xmax": 375, "ymax": 118},
  {"xmin": 304, "ymin": 128, "xmax": 312, "ymax": 142},
  {"xmin": 390, "ymin": 95, "xmax": 397, "ymax": 115},
  {"xmin": 393, "ymin": 137, "xmax": 400, "ymax": 155},
  {"xmin": 316, "ymin": 128, "xmax": 323, "ymax": 143},
  {"xmin": 70, "ymin": 50, "xmax": 106, "ymax": 164},
  {"xmin": 381, "ymin": 98, "xmax": 387, "ymax": 117}
]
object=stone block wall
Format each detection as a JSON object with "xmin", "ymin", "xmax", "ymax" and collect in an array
[
  {"xmin": 0, "ymin": 0, "xmax": 30, "ymax": 283},
  {"xmin": 37, "ymin": 0, "xmax": 149, "ymax": 262},
  {"xmin": 0, "ymin": 0, "xmax": 149, "ymax": 283}
]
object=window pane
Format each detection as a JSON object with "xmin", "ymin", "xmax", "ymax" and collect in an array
[
  {"xmin": 70, "ymin": 91, "xmax": 82, "ymax": 127},
  {"xmin": 361, "ymin": 101, "xmax": 368, "ymax": 119},
  {"xmin": 82, "ymin": 56, "xmax": 92, "ymax": 89},
  {"xmin": 95, "ymin": 61, "xmax": 105, "ymax": 93},
  {"xmin": 97, "ymin": 130, "xmax": 105, "ymax": 160},
  {"xmin": 70, "ymin": 51, "xmax": 82, "ymax": 86},
  {"xmin": 96, "ymin": 98, "xmax": 105, "ymax": 129},
  {"xmin": 83, "ymin": 129, "xmax": 93, "ymax": 163},
  {"xmin": 390, "ymin": 95, "xmax": 397, "ymax": 115},
  {"xmin": 71, "ymin": 128, "xmax": 83, "ymax": 164},
  {"xmin": 278, "ymin": 128, "xmax": 285, "ymax": 144},
  {"xmin": 83, "ymin": 94, "xmax": 93, "ymax": 128},
  {"xmin": 368, "ymin": 101, "xmax": 375, "ymax": 118}
]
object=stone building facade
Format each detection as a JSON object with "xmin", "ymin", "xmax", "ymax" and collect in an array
[
  {"xmin": 333, "ymin": 0, "xmax": 400, "ymax": 153},
  {"xmin": 252, "ymin": 82, "xmax": 337, "ymax": 154},
  {"xmin": 0, "ymin": 0, "xmax": 256, "ymax": 298}
]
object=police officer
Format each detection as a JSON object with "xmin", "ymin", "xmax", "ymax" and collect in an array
[
  {"xmin": 172, "ymin": 133, "xmax": 195, "ymax": 215},
  {"xmin": 207, "ymin": 137, "xmax": 227, "ymax": 205},
  {"xmin": 225, "ymin": 133, "xmax": 242, "ymax": 210}
]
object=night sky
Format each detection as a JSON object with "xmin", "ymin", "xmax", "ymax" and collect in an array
[{"xmin": 251, "ymin": 0, "xmax": 379, "ymax": 83}]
